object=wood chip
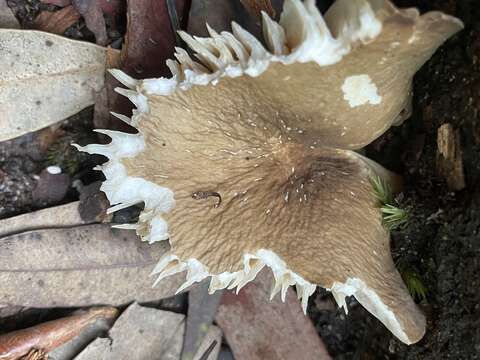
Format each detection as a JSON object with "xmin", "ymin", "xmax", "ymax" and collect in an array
[
  {"xmin": 0, "ymin": 307, "xmax": 118, "ymax": 360},
  {"xmin": 76, "ymin": 303, "xmax": 185, "ymax": 360},
  {"xmin": 0, "ymin": 224, "xmax": 184, "ymax": 307},
  {"xmin": 20, "ymin": 349, "xmax": 48, "ymax": 360},
  {"xmin": 436, "ymin": 123, "xmax": 466, "ymax": 191},
  {"xmin": 48, "ymin": 310, "xmax": 117, "ymax": 360},
  {"xmin": 215, "ymin": 270, "xmax": 331, "ymax": 360},
  {"xmin": 33, "ymin": 6, "xmax": 81, "ymax": 35}
]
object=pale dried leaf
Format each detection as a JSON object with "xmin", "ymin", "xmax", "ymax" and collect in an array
[
  {"xmin": 0, "ymin": 30, "xmax": 108, "ymax": 142},
  {"xmin": 0, "ymin": 201, "xmax": 87, "ymax": 238},
  {"xmin": 0, "ymin": 225, "xmax": 184, "ymax": 307}
]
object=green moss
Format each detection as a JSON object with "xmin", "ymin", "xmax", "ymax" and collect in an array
[
  {"xmin": 45, "ymin": 133, "xmax": 88, "ymax": 175},
  {"xmin": 370, "ymin": 175, "xmax": 409, "ymax": 231},
  {"xmin": 396, "ymin": 260, "xmax": 428, "ymax": 302}
]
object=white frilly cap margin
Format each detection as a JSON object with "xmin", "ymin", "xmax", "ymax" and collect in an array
[
  {"xmin": 73, "ymin": 0, "xmax": 406, "ymax": 333},
  {"xmin": 151, "ymin": 249, "xmax": 317, "ymax": 313}
]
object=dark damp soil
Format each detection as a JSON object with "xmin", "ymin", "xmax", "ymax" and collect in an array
[
  {"xmin": 309, "ymin": 1, "xmax": 480, "ymax": 359},
  {"xmin": 1, "ymin": 0, "xmax": 479, "ymax": 359}
]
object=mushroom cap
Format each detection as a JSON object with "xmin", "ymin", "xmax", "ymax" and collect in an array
[{"xmin": 76, "ymin": 0, "xmax": 462, "ymax": 345}]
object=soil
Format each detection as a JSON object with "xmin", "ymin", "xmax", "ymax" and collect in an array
[{"xmin": 1, "ymin": 0, "xmax": 479, "ymax": 359}]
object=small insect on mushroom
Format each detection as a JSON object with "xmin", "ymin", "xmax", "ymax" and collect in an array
[
  {"xmin": 76, "ymin": 0, "xmax": 463, "ymax": 346},
  {"xmin": 191, "ymin": 191, "xmax": 222, "ymax": 208}
]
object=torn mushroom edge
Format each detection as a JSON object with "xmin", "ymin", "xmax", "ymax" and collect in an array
[{"xmin": 72, "ymin": 0, "xmax": 451, "ymax": 345}]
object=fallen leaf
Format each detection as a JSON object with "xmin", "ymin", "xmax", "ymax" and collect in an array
[
  {"xmin": 0, "ymin": 0, "xmax": 20, "ymax": 28},
  {"xmin": 33, "ymin": 6, "xmax": 81, "ymax": 35},
  {"xmin": 72, "ymin": 0, "xmax": 108, "ymax": 45},
  {"xmin": 76, "ymin": 303, "xmax": 185, "ymax": 360},
  {"xmin": 215, "ymin": 270, "xmax": 331, "ymax": 360},
  {"xmin": 0, "ymin": 224, "xmax": 184, "ymax": 307},
  {"xmin": 182, "ymin": 281, "xmax": 222, "ymax": 360},
  {"xmin": 187, "ymin": 0, "xmax": 238, "ymax": 37},
  {"xmin": 40, "ymin": 0, "xmax": 72, "ymax": 7},
  {"xmin": 0, "ymin": 307, "xmax": 118, "ymax": 360},
  {"xmin": 0, "ymin": 201, "xmax": 88, "ymax": 238},
  {"xmin": 122, "ymin": 0, "xmax": 189, "ymax": 78},
  {"xmin": 0, "ymin": 30, "xmax": 112, "ymax": 142},
  {"xmin": 187, "ymin": 0, "xmax": 261, "ymax": 40},
  {"xmin": 193, "ymin": 326, "xmax": 222, "ymax": 360},
  {"xmin": 239, "ymin": 0, "xmax": 275, "ymax": 18},
  {"xmin": 100, "ymin": 0, "xmax": 189, "ymax": 132},
  {"xmin": 98, "ymin": 0, "xmax": 125, "ymax": 31}
]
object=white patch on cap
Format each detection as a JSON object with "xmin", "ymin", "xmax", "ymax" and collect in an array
[
  {"xmin": 341, "ymin": 74, "xmax": 382, "ymax": 108},
  {"xmin": 46, "ymin": 165, "xmax": 62, "ymax": 174}
]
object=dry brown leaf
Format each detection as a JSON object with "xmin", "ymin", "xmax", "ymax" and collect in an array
[
  {"xmin": 0, "ymin": 30, "xmax": 110, "ymax": 142},
  {"xmin": 0, "ymin": 224, "xmax": 184, "ymax": 307},
  {"xmin": 96, "ymin": 0, "xmax": 189, "ymax": 132},
  {"xmin": 72, "ymin": 0, "xmax": 108, "ymax": 45},
  {"xmin": 216, "ymin": 270, "xmax": 331, "ymax": 360},
  {"xmin": 40, "ymin": 0, "xmax": 72, "ymax": 7},
  {"xmin": 187, "ymin": 0, "xmax": 262, "ymax": 40},
  {"xmin": 122, "ymin": 0, "xmax": 189, "ymax": 78},
  {"xmin": 240, "ymin": 0, "xmax": 275, "ymax": 18},
  {"xmin": 188, "ymin": 0, "xmax": 237, "ymax": 37},
  {"xmin": 33, "ymin": 6, "xmax": 81, "ymax": 35},
  {"xmin": 0, "ymin": 307, "xmax": 117, "ymax": 360}
]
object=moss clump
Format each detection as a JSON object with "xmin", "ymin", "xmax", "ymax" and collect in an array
[{"xmin": 370, "ymin": 175, "xmax": 409, "ymax": 231}]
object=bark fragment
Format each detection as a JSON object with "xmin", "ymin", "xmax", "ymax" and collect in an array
[{"xmin": 436, "ymin": 123, "xmax": 466, "ymax": 191}]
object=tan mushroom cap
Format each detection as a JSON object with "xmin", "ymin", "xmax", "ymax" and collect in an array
[{"xmin": 76, "ymin": 0, "xmax": 462, "ymax": 345}]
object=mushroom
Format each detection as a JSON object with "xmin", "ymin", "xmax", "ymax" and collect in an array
[{"xmin": 75, "ymin": 0, "xmax": 462, "ymax": 345}]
